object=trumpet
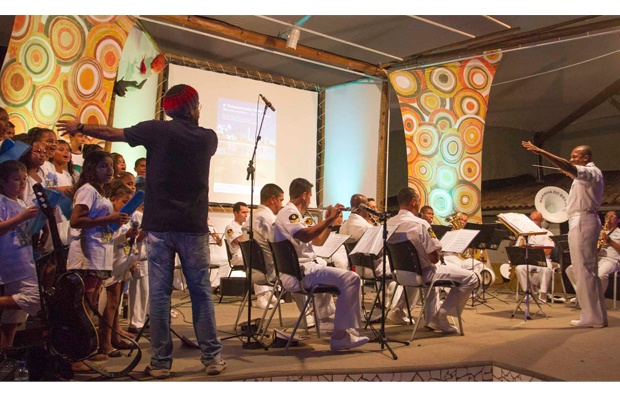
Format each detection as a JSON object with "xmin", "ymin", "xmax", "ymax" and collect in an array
[{"xmin": 312, "ymin": 206, "xmax": 358, "ymax": 212}]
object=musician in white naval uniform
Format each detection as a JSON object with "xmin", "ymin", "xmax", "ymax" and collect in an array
[
  {"xmin": 514, "ymin": 211, "xmax": 555, "ymax": 303},
  {"xmin": 388, "ymin": 187, "xmax": 476, "ymax": 334},
  {"xmin": 567, "ymin": 210, "xmax": 620, "ymax": 301},
  {"xmin": 274, "ymin": 178, "xmax": 368, "ymax": 351},
  {"xmin": 523, "ymin": 142, "xmax": 606, "ymax": 328}
]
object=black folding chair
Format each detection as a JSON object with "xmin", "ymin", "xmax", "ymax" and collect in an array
[
  {"xmin": 219, "ymin": 240, "xmax": 247, "ymax": 303},
  {"xmin": 269, "ymin": 240, "xmax": 340, "ymax": 355},
  {"xmin": 385, "ymin": 240, "xmax": 464, "ymax": 341},
  {"xmin": 238, "ymin": 240, "xmax": 283, "ymax": 336}
]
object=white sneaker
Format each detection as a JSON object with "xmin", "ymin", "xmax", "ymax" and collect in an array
[
  {"xmin": 317, "ymin": 319, "xmax": 334, "ymax": 333},
  {"xmin": 386, "ymin": 309, "xmax": 414, "ymax": 324},
  {"xmin": 428, "ymin": 309, "xmax": 458, "ymax": 334},
  {"xmin": 569, "ymin": 297, "xmax": 577, "ymax": 304},
  {"xmin": 330, "ymin": 328, "xmax": 369, "ymax": 351},
  {"xmin": 256, "ymin": 294, "xmax": 274, "ymax": 310}
]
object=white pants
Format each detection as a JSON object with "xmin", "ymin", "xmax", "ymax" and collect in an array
[
  {"xmin": 566, "ymin": 257, "xmax": 620, "ymax": 300},
  {"xmin": 394, "ymin": 264, "xmax": 477, "ymax": 322},
  {"xmin": 129, "ymin": 272, "xmax": 149, "ymax": 329},
  {"xmin": 282, "ymin": 261, "xmax": 361, "ymax": 331},
  {"xmin": 568, "ymin": 214, "xmax": 607, "ymax": 325},
  {"xmin": 515, "ymin": 259, "xmax": 552, "ymax": 295}
]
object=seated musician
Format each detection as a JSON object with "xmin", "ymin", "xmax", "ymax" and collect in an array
[
  {"xmin": 274, "ymin": 178, "xmax": 368, "ymax": 351},
  {"xmin": 442, "ymin": 211, "xmax": 490, "ymax": 281},
  {"xmin": 388, "ymin": 187, "xmax": 476, "ymax": 334},
  {"xmin": 340, "ymin": 194, "xmax": 411, "ymax": 323},
  {"xmin": 513, "ymin": 211, "xmax": 555, "ymax": 303},
  {"xmin": 566, "ymin": 210, "xmax": 620, "ymax": 303}
]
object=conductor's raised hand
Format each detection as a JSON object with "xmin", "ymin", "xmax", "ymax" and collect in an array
[
  {"xmin": 521, "ymin": 141, "xmax": 541, "ymax": 154},
  {"xmin": 56, "ymin": 119, "xmax": 80, "ymax": 137}
]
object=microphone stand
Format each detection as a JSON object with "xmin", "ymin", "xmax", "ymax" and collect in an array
[
  {"xmin": 239, "ymin": 103, "xmax": 270, "ymax": 350},
  {"xmin": 369, "ymin": 207, "xmax": 409, "ymax": 360}
]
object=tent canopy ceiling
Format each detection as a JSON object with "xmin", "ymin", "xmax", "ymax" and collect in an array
[
  {"xmin": 139, "ymin": 15, "xmax": 620, "ymax": 136},
  {"xmin": 1, "ymin": 15, "xmax": 619, "ymax": 136}
]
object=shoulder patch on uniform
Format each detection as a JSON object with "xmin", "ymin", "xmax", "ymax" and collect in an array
[
  {"xmin": 289, "ymin": 214, "xmax": 300, "ymax": 223},
  {"xmin": 226, "ymin": 228, "xmax": 234, "ymax": 237},
  {"xmin": 428, "ymin": 227, "xmax": 437, "ymax": 239}
]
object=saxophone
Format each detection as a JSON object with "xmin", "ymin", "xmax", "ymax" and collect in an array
[{"xmin": 598, "ymin": 216, "xmax": 610, "ymax": 251}]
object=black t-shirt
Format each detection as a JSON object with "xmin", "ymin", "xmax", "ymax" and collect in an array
[{"xmin": 124, "ymin": 118, "xmax": 218, "ymax": 233}]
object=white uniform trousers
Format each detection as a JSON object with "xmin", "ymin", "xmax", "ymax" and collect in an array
[{"xmin": 568, "ymin": 214, "xmax": 607, "ymax": 325}]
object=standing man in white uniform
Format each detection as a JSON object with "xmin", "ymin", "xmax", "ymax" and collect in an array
[
  {"xmin": 566, "ymin": 210, "xmax": 620, "ymax": 301},
  {"xmin": 523, "ymin": 142, "xmax": 606, "ymax": 328},
  {"xmin": 388, "ymin": 187, "xmax": 477, "ymax": 333},
  {"xmin": 514, "ymin": 211, "xmax": 554, "ymax": 303},
  {"xmin": 274, "ymin": 178, "xmax": 368, "ymax": 351}
]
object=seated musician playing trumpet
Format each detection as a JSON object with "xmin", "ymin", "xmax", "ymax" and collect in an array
[
  {"xmin": 566, "ymin": 210, "xmax": 620, "ymax": 303},
  {"xmin": 514, "ymin": 211, "xmax": 555, "ymax": 303}
]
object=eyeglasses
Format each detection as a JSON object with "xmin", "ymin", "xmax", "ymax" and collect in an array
[{"xmin": 32, "ymin": 149, "xmax": 48, "ymax": 156}]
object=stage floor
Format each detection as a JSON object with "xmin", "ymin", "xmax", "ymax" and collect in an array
[{"xmin": 70, "ymin": 283, "xmax": 620, "ymax": 382}]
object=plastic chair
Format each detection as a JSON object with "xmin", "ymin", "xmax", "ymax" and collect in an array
[
  {"xmin": 385, "ymin": 240, "xmax": 464, "ymax": 341},
  {"xmin": 268, "ymin": 240, "xmax": 340, "ymax": 355}
]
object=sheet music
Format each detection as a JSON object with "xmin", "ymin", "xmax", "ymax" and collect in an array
[
  {"xmin": 440, "ymin": 229, "xmax": 480, "ymax": 254},
  {"xmin": 314, "ymin": 232, "xmax": 351, "ymax": 259},
  {"xmin": 350, "ymin": 225, "xmax": 399, "ymax": 256},
  {"xmin": 498, "ymin": 213, "xmax": 547, "ymax": 236}
]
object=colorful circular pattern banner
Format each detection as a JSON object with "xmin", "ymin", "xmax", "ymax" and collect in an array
[
  {"xmin": 389, "ymin": 55, "xmax": 502, "ymax": 223},
  {"xmin": 47, "ymin": 16, "xmax": 86, "ymax": 66},
  {"xmin": 0, "ymin": 15, "xmax": 137, "ymax": 135},
  {"xmin": 0, "ymin": 60, "xmax": 35, "ymax": 107}
]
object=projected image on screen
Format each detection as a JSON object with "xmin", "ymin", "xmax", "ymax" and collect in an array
[
  {"xmin": 167, "ymin": 64, "xmax": 318, "ymax": 206},
  {"xmin": 213, "ymin": 98, "xmax": 276, "ymax": 196}
]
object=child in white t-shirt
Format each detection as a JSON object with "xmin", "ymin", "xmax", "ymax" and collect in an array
[
  {"xmin": 0, "ymin": 160, "xmax": 40, "ymax": 348},
  {"xmin": 67, "ymin": 150, "xmax": 130, "ymax": 317},
  {"xmin": 97, "ymin": 182, "xmax": 141, "ymax": 356}
]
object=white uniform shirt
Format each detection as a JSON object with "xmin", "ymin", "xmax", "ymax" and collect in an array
[
  {"xmin": 248, "ymin": 204, "xmax": 276, "ymax": 277},
  {"xmin": 388, "ymin": 209, "xmax": 441, "ymax": 276},
  {"xmin": 224, "ymin": 220, "xmax": 244, "ymax": 266},
  {"xmin": 274, "ymin": 202, "xmax": 316, "ymax": 264},
  {"xmin": 567, "ymin": 162, "xmax": 603, "ymax": 215},
  {"xmin": 67, "ymin": 183, "xmax": 114, "ymax": 271},
  {"xmin": 600, "ymin": 227, "xmax": 620, "ymax": 262},
  {"xmin": 55, "ymin": 168, "xmax": 78, "ymax": 187},
  {"xmin": 24, "ymin": 167, "xmax": 56, "ymax": 206},
  {"xmin": 340, "ymin": 213, "xmax": 372, "ymax": 241},
  {"xmin": 0, "ymin": 194, "xmax": 36, "ymax": 284}
]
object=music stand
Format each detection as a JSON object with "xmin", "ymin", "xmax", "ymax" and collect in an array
[
  {"xmin": 430, "ymin": 224, "xmax": 452, "ymax": 240},
  {"xmin": 466, "ymin": 224, "xmax": 507, "ymax": 307},
  {"xmin": 352, "ymin": 211, "xmax": 409, "ymax": 360},
  {"xmin": 506, "ymin": 245, "xmax": 548, "ymax": 320}
]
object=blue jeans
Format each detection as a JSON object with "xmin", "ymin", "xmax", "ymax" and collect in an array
[{"xmin": 147, "ymin": 232, "xmax": 223, "ymax": 369}]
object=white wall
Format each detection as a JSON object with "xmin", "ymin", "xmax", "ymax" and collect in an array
[{"xmin": 323, "ymin": 79, "xmax": 382, "ymax": 206}]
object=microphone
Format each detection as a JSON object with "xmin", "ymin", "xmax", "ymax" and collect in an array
[
  {"xmin": 128, "ymin": 220, "xmax": 140, "ymax": 247},
  {"xmin": 259, "ymin": 94, "xmax": 276, "ymax": 112},
  {"xmin": 359, "ymin": 203, "xmax": 381, "ymax": 217},
  {"xmin": 359, "ymin": 203, "xmax": 397, "ymax": 218}
]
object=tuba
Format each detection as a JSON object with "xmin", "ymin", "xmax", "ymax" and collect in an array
[{"xmin": 534, "ymin": 186, "xmax": 569, "ymax": 224}]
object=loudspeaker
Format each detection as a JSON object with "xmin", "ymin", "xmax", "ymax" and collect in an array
[{"xmin": 220, "ymin": 277, "xmax": 248, "ymax": 297}]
